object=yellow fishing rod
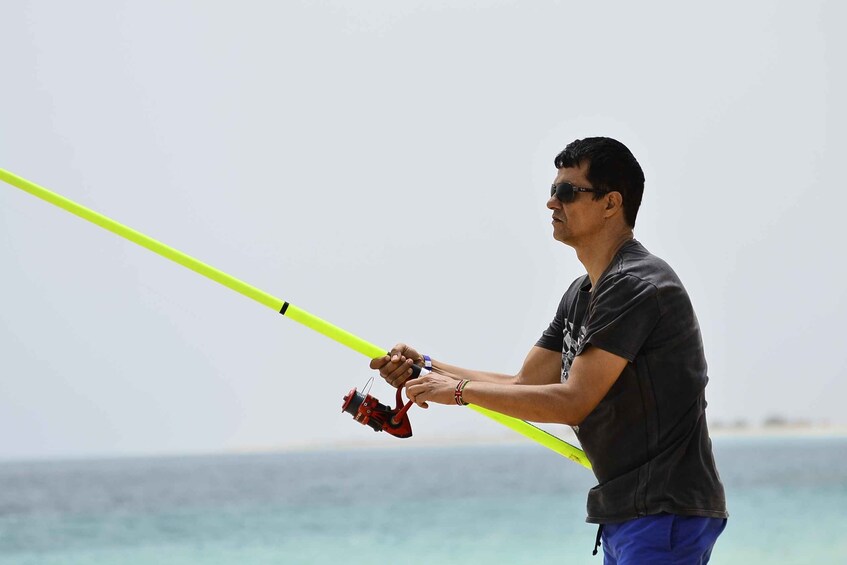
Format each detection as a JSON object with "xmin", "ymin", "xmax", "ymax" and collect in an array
[{"xmin": 0, "ymin": 167, "xmax": 590, "ymax": 469}]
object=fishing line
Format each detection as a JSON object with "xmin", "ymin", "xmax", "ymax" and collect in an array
[{"xmin": 0, "ymin": 167, "xmax": 591, "ymax": 469}]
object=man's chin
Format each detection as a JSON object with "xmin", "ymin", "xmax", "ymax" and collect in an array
[
  {"xmin": 552, "ymin": 226, "xmax": 568, "ymax": 242},
  {"xmin": 552, "ymin": 230, "xmax": 576, "ymax": 247}
]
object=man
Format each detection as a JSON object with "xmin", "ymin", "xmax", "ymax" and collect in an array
[{"xmin": 370, "ymin": 137, "xmax": 728, "ymax": 563}]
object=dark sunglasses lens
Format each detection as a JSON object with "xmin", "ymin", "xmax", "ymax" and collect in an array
[{"xmin": 553, "ymin": 183, "xmax": 575, "ymax": 202}]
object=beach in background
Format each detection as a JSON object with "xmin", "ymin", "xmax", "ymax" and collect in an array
[{"xmin": 1, "ymin": 433, "xmax": 845, "ymax": 564}]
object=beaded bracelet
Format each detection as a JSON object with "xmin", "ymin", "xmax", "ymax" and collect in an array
[{"xmin": 454, "ymin": 379, "xmax": 470, "ymax": 406}]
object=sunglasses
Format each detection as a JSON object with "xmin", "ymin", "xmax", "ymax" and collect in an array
[{"xmin": 550, "ymin": 182, "xmax": 607, "ymax": 203}]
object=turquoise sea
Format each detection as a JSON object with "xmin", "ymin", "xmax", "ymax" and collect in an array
[{"xmin": 1, "ymin": 436, "xmax": 845, "ymax": 564}]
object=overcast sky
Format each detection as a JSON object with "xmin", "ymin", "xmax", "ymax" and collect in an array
[{"xmin": 1, "ymin": 0, "xmax": 844, "ymax": 461}]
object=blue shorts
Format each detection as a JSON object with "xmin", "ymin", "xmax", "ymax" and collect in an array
[{"xmin": 599, "ymin": 513, "xmax": 727, "ymax": 564}]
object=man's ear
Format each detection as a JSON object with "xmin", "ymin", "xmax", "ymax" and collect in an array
[{"xmin": 605, "ymin": 191, "xmax": 623, "ymax": 216}]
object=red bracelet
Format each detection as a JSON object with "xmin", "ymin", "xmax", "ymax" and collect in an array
[{"xmin": 454, "ymin": 379, "xmax": 470, "ymax": 406}]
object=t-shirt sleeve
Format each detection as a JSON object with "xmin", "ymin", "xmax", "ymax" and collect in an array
[
  {"xmin": 536, "ymin": 294, "xmax": 567, "ymax": 352},
  {"xmin": 578, "ymin": 274, "xmax": 660, "ymax": 362}
]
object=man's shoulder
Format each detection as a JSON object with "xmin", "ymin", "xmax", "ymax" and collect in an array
[{"xmin": 610, "ymin": 240, "xmax": 684, "ymax": 290}]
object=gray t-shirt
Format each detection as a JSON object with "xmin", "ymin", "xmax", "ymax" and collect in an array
[{"xmin": 537, "ymin": 240, "xmax": 728, "ymax": 523}]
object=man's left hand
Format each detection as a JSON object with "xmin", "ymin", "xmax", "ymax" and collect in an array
[{"xmin": 405, "ymin": 373, "xmax": 461, "ymax": 409}]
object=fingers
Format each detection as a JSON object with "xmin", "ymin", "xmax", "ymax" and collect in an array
[
  {"xmin": 390, "ymin": 343, "xmax": 421, "ymax": 365},
  {"xmin": 404, "ymin": 377, "xmax": 429, "ymax": 409},
  {"xmin": 369, "ymin": 355, "xmax": 390, "ymax": 370},
  {"xmin": 370, "ymin": 343, "xmax": 422, "ymax": 388},
  {"xmin": 369, "ymin": 353, "xmax": 414, "ymax": 388},
  {"xmin": 385, "ymin": 356, "xmax": 415, "ymax": 388}
]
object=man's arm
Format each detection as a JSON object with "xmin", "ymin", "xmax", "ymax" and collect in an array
[
  {"xmin": 405, "ymin": 345, "xmax": 628, "ymax": 425},
  {"xmin": 432, "ymin": 346, "xmax": 561, "ymax": 384},
  {"xmin": 370, "ymin": 344, "xmax": 561, "ymax": 387}
]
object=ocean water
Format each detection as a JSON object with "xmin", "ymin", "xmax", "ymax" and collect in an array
[{"xmin": 1, "ymin": 436, "xmax": 845, "ymax": 564}]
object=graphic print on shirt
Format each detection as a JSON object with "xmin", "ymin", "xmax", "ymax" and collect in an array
[{"xmin": 561, "ymin": 320, "xmax": 586, "ymax": 382}]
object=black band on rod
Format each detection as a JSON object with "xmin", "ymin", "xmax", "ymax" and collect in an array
[{"xmin": 280, "ymin": 302, "xmax": 289, "ymax": 315}]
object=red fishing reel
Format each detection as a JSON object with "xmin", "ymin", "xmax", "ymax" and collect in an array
[{"xmin": 341, "ymin": 380, "xmax": 414, "ymax": 439}]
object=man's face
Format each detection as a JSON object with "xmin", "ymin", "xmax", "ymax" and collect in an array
[{"xmin": 547, "ymin": 161, "xmax": 608, "ymax": 246}]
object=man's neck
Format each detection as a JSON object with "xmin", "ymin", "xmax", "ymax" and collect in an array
[{"xmin": 574, "ymin": 230, "xmax": 635, "ymax": 289}]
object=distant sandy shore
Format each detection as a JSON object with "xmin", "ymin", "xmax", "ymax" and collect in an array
[{"xmin": 709, "ymin": 424, "xmax": 847, "ymax": 438}]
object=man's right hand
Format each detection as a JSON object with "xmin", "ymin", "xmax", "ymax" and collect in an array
[{"xmin": 369, "ymin": 343, "xmax": 423, "ymax": 388}]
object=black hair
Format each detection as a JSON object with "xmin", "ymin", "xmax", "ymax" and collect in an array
[{"xmin": 554, "ymin": 137, "xmax": 645, "ymax": 228}]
